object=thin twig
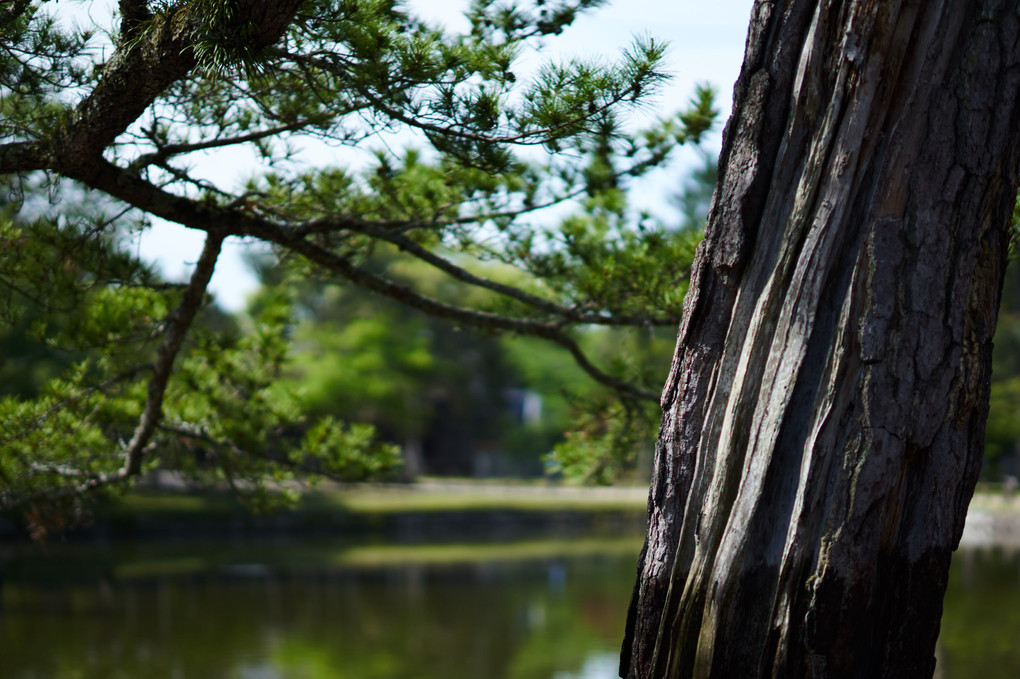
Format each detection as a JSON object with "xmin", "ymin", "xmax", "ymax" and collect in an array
[{"xmin": 128, "ymin": 121, "xmax": 311, "ymax": 171}]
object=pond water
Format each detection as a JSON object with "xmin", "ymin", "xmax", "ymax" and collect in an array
[{"xmin": 0, "ymin": 540, "xmax": 1017, "ymax": 678}]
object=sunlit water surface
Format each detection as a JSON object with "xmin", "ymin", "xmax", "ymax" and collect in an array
[{"xmin": 0, "ymin": 541, "xmax": 1016, "ymax": 678}]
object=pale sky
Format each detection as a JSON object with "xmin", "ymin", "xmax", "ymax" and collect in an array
[{"xmin": 104, "ymin": 1, "xmax": 755, "ymax": 311}]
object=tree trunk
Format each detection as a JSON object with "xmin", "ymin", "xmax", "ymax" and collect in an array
[{"xmin": 621, "ymin": 2, "xmax": 1020, "ymax": 678}]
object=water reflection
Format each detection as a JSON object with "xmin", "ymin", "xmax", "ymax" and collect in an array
[
  {"xmin": 0, "ymin": 543, "xmax": 1017, "ymax": 679},
  {"xmin": 939, "ymin": 548, "xmax": 1020, "ymax": 679},
  {"xmin": 1, "ymin": 546, "xmax": 636, "ymax": 679}
]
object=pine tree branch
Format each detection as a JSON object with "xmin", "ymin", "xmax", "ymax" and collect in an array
[
  {"xmin": 264, "ymin": 233, "xmax": 659, "ymax": 402},
  {"xmin": 128, "ymin": 121, "xmax": 311, "ymax": 171},
  {"xmin": 53, "ymin": 22, "xmax": 199, "ymax": 172},
  {"xmin": 118, "ymin": 0, "xmax": 152, "ymax": 39},
  {"xmin": 0, "ymin": 0, "xmax": 32, "ymax": 27},
  {"xmin": 30, "ymin": 1, "xmax": 300, "ymax": 176},
  {"xmin": 0, "ymin": 141, "xmax": 48, "ymax": 174},
  {"xmin": 159, "ymin": 421, "xmax": 353, "ymax": 481},
  {"xmin": 0, "ymin": 365, "xmax": 153, "ymax": 451},
  {"xmin": 120, "ymin": 229, "xmax": 224, "ymax": 477},
  {"xmin": 302, "ymin": 215, "xmax": 679, "ymax": 327},
  {"xmin": 66, "ymin": 158, "xmax": 661, "ymax": 402},
  {"xmin": 272, "ymin": 49, "xmax": 624, "ymax": 147},
  {"xmin": 0, "ymin": 364, "xmax": 153, "ymax": 511}
]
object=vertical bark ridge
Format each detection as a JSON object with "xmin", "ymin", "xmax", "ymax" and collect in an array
[
  {"xmin": 621, "ymin": 2, "xmax": 820, "ymax": 675},
  {"xmin": 623, "ymin": 1, "xmax": 1020, "ymax": 677}
]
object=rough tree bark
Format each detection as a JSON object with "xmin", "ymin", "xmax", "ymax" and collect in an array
[{"xmin": 621, "ymin": 1, "xmax": 1020, "ymax": 677}]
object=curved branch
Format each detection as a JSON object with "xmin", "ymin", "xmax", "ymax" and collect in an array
[
  {"xmin": 54, "ymin": 1, "xmax": 302, "ymax": 174},
  {"xmin": 0, "ymin": 140, "xmax": 47, "ymax": 174},
  {"xmin": 303, "ymin": 215, "xmax": 679, "ymax": 327},
  {"xmin": 272, "ymin": 233, "xmax": 659, "ymax": 402},
  {"xmin": 129, "ymin": 120, "xmax": 311, "ymax": 171},
  {"xmin": 70, "ymin": 159, "xmax": 659, "ymax": 402}
]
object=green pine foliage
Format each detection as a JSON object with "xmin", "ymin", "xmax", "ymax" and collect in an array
[{"xmin": 0, "ymin": 0, "xmax": 717, "ymax": 522}]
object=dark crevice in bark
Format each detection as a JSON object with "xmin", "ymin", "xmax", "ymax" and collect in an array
[
  {"xmin": 725, "ymin": 207, "xmax": 866, "ymax": 675},
  {"xmin": 622, "ymin": 2, "xmax": 824, "ymax": 675}
]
